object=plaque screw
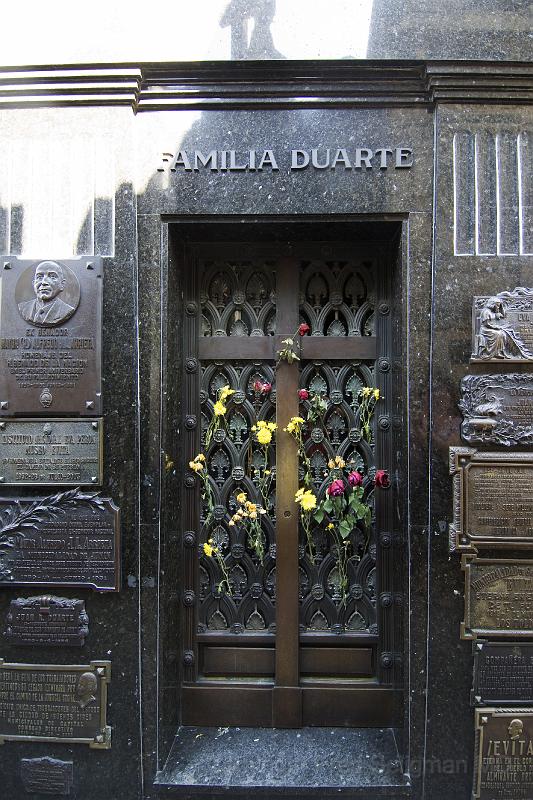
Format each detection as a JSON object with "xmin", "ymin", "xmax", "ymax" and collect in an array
[
  {"xmin": 474, "ymin": 695, "xmax": 481, "ymax": 703},
  {"xmin": 95, "ymin": 734, "xmax": 104, "ymax": 743},
  {"xmin": 96, "ymin": 668, "xmax": 105, "ymax": 676},
  {"xmin": 86, "ymin": 262, "xmax": 94, "ymax": 270},
  {"xmin": 86, "ymin": 401, "xmax": 95, "ymax": 410},
  {"xmin": 0, "ymin": 477, "xmax": 4, "ymax": 482},
  {"xmin": 91, "ymin": 476, "xmax": 97, "ymax": 483},
  {"xmin": 3, "ymin": 262, "xmax": 11, "ymax": 269},
  {"xmin": 0, "ymin": 422, "xmax": 5, "ymax": 430},
  {"xmin": 92, "ymin": 422, "xmax": 99, "ymax": 430},
  {"xmin": 0, "ymin": 402, "xmax": 8, "ymax": 410}
]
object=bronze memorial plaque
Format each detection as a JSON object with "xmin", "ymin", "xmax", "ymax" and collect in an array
[
  {"xmin": 471, "ymin": 287, "xmax": 533, "ymax": 363},
  {"xmin": 472, "ymin": 641, "xmax": 533, "ymax": 706},
  {"xmin": 5, "ymin": 597, "xmax": 89, "ymax": 647},
  {"xmin": 21, "ymin": 756, "xmax": 73, "ymax": 795},
  {"xmin": 0, "ymin": 418, "xmax": 103, "ymax": 486},
  {"xmin": 0, "ymin": 490, "xmax": 119, "ymax": 590},
  {"xmin": 460, "ymin": 374, "xmax": 533, "ymax": 447},
  {"xmin": 461, "ymin": 556, "xmax": 533, "ymax": 640},
  {"xmin": 0, "ymin": 660, "xmax": 111, "ymax": 747},
  {"xmin": 473, "ymin": 708, "xmax": 533, "ymax": 799},
  {"xmin": 449, "ymin": 447, "xmax": 533, "ymax": 551},
  {"xmin": 0, "ymin": 256, "xmax": 102, "ymax": 416}
]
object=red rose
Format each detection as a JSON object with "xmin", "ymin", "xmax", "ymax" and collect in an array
[
  {"xmin": 374, "ymin": 469, "xmax": 390, "ymax": 488},
  {"xmin": 253, "ymin": 380, "xmax": 272, "ymax": 394},
  {"xmin": 298, "ymin": 389, "xmax": 309, "ymax": 401},
  {"xmin": 326, "ymin": 479, "xmax": 345, "ymax": 497},
  {"xmin": 298, "ymin": 323, "xmax": 310, "ymax": 336},
  {"xmin": 348, "ymin": 470, "xmax": 363, "ymax": 487}
]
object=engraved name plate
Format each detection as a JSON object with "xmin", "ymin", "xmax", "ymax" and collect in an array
[
  {"xmin": 472, "ymin": 287, "xmax": 533, "ymax": 363},
  {"xmin": 460, "ymin": 375, "xmax": 533, "ymax": 446},
  {"xmin": 0, "ymin": 419, "xmax": 103, "ymax": 485},
  {"xmin": 0, "ymin": 256, "xmax": 102, "ymax": 416},
  {"xmin": 5, "ymin": 597, "xmax": 89, "ymax": 646},
  {"xmin": 473, "ymin": 708, "xmax": 533, "ymax": 799},
  {"xmin": 0, "ymin": 491, "xmax": 119, "ymax": 591},
  {"xmin": 449, "ymin": 448, "xmax": 533, "ymax": 551},
  {"xmin": 21, "ymin": 757, "xmax": 73, "ymax": 795},
  {"xmin": 0, "ymin": 660, "xmax": 111, "ymax": 747},
  {"xmin": 462, "ymin": 556, "xmax": 533, "ymax": 640},
  {"xmin": 472, "ymin": 641, "xmax": 533, "ymax": 706}
]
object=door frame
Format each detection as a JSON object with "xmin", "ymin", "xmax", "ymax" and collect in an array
[{"xmin": 159, "ymin": 218, "xmax": 407, "ymax": 734}]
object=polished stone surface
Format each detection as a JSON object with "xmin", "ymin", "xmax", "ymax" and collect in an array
[{"xmin": 156, "ymin": 726, "xmax": 409, "ymax": 796}]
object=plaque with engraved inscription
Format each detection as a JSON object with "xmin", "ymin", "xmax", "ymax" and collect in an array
[
  {"xmin": 462, "ymin": 556, "xmax": 533, "ymax": 640},
  {"xmin": 449, "ymin": 448, "xmax": 533, "ymax": 552},
  {"xmin": 472, "ymin": 641, "xmax": 533, "ymax": 706},
  {"xmin": 5, "ymin": 597, "xmax": 88, "ymax": 646},
  {"xmin": 460, "ymin": 374, "xmax": 533, "ymax": 446},
  {"xmin": 471, "ymin": 287, "xmax": 533, "ymax": 363},
  {"xmin": 0, "ymin": 256, "xmax": 102, "ymax": 415},
  {"xmin": 21, "ymin": 757, "xmax": 73, "ymax": 795},
  {"xmin": 0, "ymin": 418, "xmax": 103, "ymax": 485},
  {"xmin": 473, "ymin": 708, "xmax": 533, "ymax": 799},
  {"xmin": 0, "ymin": 660, "xmax": 111, "ymax": 747},
  {"xmin": 0, "ymin": 490, "xmax": 119, "ymax": 590}
]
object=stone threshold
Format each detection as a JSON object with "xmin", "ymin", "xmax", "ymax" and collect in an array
[{"xmin": 155, "ymin": 726, "xmax": 411, "ymax": 798}]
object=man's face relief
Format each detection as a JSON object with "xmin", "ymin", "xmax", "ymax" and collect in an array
[{"xmin": 33, "ymin": 263, "xmax": 65, "ymax": 302}]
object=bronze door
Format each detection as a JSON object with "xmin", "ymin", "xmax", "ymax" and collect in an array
[{"xmin": 180, "ymin": 241, "xmax": 400, "ymax": 728}]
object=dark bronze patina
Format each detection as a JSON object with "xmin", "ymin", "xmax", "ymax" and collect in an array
[
  {"xmin": 0, "ymin": 257, "xmax": 102, "ymax": 416},
  {"xmin": 0, "ymin": 660, "xmax": 111, "ymax": 747},
  {"xmin": 0, "ymin": 490, "xmax": 119, "ymax": 590},
  {"xmin": 449, "ymin": 447, "xmax": 533, "ymax": 551},
  {"xmin": 21, "ymin": 757, "xmax": 73, "ymax": 795},
  {"xmin": 0, "ymin": 418, "xmax": 103, "ymax": 486},
  {"xmin": 471, "ymin": 287, "xmax": 533, "ymax": 363},
  {"xmin": 461, "ymin": 556, "xmax": 533, "ymax": 639},
  {"xmin": 4, "ymin": 597, "xmax": 88, "ymax": 647},
  {"xmin": 473, "ymin": 708, "xmax": 533, "ymax": 799},
  {"xmin": 472, "ymin": 641, "xmax": 533, "ymax": 706},
  {"xmin": 460, "ymin": 374, "xmax": 533, "ymax": 446}
]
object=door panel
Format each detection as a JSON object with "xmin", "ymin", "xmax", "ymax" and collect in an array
[{"xmin": 179, "ymin": 241, "xmax": 396, "ymax": 728}]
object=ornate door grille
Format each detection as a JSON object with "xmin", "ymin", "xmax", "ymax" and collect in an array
[{"xmin": 180, "ymin": 241, "xmax": 399, "ymax": 728}]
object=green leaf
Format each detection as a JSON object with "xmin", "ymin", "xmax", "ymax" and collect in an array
[
  {"xmin": 323, "ymin": 498, "xmax": 333, "ymax": 513},
  {"xmin": 314, "ymin": 508, "xmax": 325, "ymax": 523}
]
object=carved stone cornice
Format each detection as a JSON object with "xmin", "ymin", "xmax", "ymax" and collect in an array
[{"xmin": 0, "ymin": 60, "xmax": 530, "ymax": 111}]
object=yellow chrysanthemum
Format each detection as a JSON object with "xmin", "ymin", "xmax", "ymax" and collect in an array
[
  {"xmin": 219, "ymin": 386, "xmax": 236, "ymax": 402},
  {"xmin": 188, "ymin": 460, "xmax": 203, "ymax": 472},
  {"xmin": 236, "ymin": 492, "xmax": 247, "ymax": 504},
  {"xmin": 267, "ymin": 422, "xmax": 277, "ymax": 431},
  {"xmin": 335, "ymin": 456, "xmax": 345, "ymax": 468},
  {"xmin": 295, "ymin": 488, "xmax": 317, "ymax": 512},
  {"xmin": 373, "ymin": 388, "xmax": 380, "ymax": 400},
  {"xmin": 328, "ymin": 459, "xmax": 335, "ymax": 469},
  {"xmin": 361, "ymin": 386, "xmax": 372, "ymax": 397},
  {"xmin": 327, "ymin": 522, "xmax": 335, "ymax": 530},
  {"xmin": 213, "ymin": 401, "xmax": 227, "ymax": 416},
  {"xmin": 203, "ymin": 542, "xmax": 214, "ymax": 557},
  {"xmin": 197, "ymin": 454, "xmax": 206, "ymax": 461},
  {"xmin": 257, "ymin": 427, "xmax": 272, "ymax": 445}
]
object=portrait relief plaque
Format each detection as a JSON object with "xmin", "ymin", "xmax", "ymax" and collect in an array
[
  {"xmin": 0, "ymin": 256, "xmax": 102, "ymax": 416},
  {"xmin": 449, "ymin": 448, "xmax": 533, "ymax": 551},
  {"xmin": 473, "ymin": 708, "xmax": 533, "ymax": 799},
  {"xmin": 472, "ymin": 641, "xmax": 533, "ymax": 706},
  {"xmin": 0, "ymin": 660, "xmax": 111, "ymax": 747},
  {"xmin": 471, "ymin": 287, "xmax": 533, "ymax": 363},
  {"xmin": 5, "ymin": 597, "xmax": 89, "ymax": 647},
  {"xmin": 459, "ymin": 375, "xmax": 533, "ymax": 447},
  {"xmin": 21, "ymin": 756, "xmax": 73, "ymax": 795},
  {"xmin": 0, "ymin": 418, "xmax": 103, "ymax": 486},
  {"xmin": 462, "ymin": 556, "xmax": 533, "ymax": 640},
  {"xmin": 0, "ymin": 490, "xmax": 119, "ymax": 590}
]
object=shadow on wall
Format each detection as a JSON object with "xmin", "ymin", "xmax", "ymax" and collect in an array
[{"xmin": 220, "ymin": 0, "xmax": 285, "ymax": 59}]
